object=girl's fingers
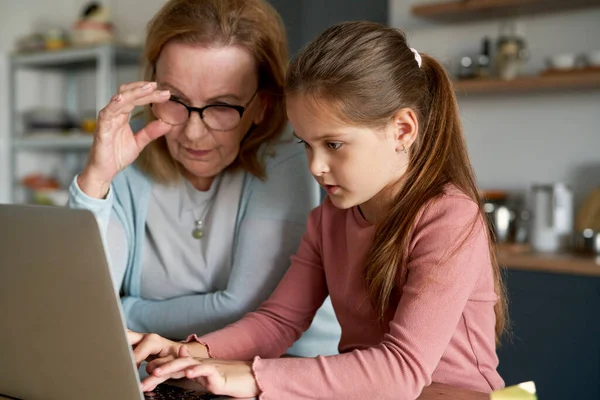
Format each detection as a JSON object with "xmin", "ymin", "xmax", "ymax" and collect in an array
[
  {"xmin": 146, "ymin": 355, "xmax": 175, "ymax": 375},
  {"xmin": 153, "ymin": 357, "xmax": 202, "ymax": 377},
  {"xmin": 126, "ymin": 330, "xmax": 144, "ymax": 346},
  {"xmin": 131, "ymin": 334, "xmax": 171, "ymax": 368},
  {"xmin": 140, "ymin": 374, "xmax": 170, "ymax": 392},
  {"xmin": 185, "ymin": 365, "xmax": 224, "ymax": 394},
  {"xmin": 185, "ymin": 364, "xmax": 220, "ymax": 381},
  {"xmin": 179, "ymin": 345, "xmax": 191, "ymax": 358}
]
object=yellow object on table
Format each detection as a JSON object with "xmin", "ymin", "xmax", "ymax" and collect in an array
[{"xmin": 491, "ymin": 381, "xmax": 537, "ymax": 400}]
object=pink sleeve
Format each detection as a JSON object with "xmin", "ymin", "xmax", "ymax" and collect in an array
[
  {"xmin": 251, "ymin": 196, "xmax": 492, "ymax": 400},
  {"xmin": 192, "ymin": 206, "xmax": 329, "ymax": 360}
]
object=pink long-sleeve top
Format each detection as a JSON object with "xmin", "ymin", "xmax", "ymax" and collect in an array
[{"xmin": 193, "ymin": 187, "xmax": 505, "ymax": 399}]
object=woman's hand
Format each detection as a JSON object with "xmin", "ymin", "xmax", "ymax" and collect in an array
[
  {"xmin": 78, "ymin": 81, "xmax": 173, "ymax": 198},
  {"xmin": 141, "ymin": 346, "xmax": 260, "ymax": 398}
]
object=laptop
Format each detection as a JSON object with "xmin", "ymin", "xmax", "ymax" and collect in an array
[{"xmin": 0, "ymin": 204, "xmax": 234, "ymax": 400}]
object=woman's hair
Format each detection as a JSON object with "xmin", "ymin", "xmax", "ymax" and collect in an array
[
  {"xmin": 286, "ymin": 21, "xmax": 507, "ymax": 342},
  {"xmin": 136, "ymin": 0, "xmax": 289, "ymax": 182}
]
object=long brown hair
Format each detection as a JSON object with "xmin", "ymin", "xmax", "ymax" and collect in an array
[
  {"xmin": 286, "ymin": 21, "xmax": 507, "ymax": 342},
  {"xmin": 136, "ymin": 0, "xmax": 289, "ymax": 182}
]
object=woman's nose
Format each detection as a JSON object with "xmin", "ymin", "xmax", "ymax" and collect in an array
[{"xmin": 182, "ymin": 112, "xmax": 209, "ymax": 141}]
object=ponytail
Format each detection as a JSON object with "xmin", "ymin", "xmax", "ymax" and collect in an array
[{"xmin": 364, "ymin": 54, "xmax": 508, "ymax": 342}]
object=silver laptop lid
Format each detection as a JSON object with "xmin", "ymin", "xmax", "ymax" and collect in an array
[{"xmin": 0, "ymin": 204, "xmax": 143, "ymax": 400}]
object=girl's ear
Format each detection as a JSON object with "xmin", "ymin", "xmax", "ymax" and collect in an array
[{"xmin": 392, "ymin": 108, "xmax": 419, "ymax": 150}]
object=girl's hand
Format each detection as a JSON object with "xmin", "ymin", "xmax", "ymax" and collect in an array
[
  {"xmin": 141, "ymin": 346, "xmax": 260, "ymax": 398},
  {"xmin": 78, "ymin": 81, "xmax": 172, "ymax": 199},
  {"xmin": 127, "ymin": 330, "xmax": 182, "ymax": 369},
  {"xmin": 127, "ymin": 330, "xmax": 210, "ymax": 372}
]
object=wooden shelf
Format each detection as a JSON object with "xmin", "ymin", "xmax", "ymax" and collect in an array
[
  {"xmin": 412, "ymin": 0, "xmax": 600, "ymax": 23},
  {"xmin": 498, "ymin": 247, "xmax": 600, "ymax": 277},
  {"xmin": 453, "ymin": 69, "xmax": 600, "ymax": 94}
]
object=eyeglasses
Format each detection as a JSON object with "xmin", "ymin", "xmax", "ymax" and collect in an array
[{"xmin": 151, "ymin": 89, "xmax": 258, "ymax": 131}]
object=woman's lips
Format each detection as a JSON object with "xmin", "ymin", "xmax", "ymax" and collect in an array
[{"xmin": 185, "ymin": 147, "xmax": 212, "ymax": 157}]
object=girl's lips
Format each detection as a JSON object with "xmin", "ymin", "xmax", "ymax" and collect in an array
[{"xmin": 324, "ymin": 184, "xmax": 341, "ymax": 194}]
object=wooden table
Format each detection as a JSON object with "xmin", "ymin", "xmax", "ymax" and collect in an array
[
  {"xmin": 497, "ymin": 244, "xmax": 600, "ymax": 277},
  {"xmin": 418, "ymin": 383, "xmax": 489, "ymax": 399},
  {"xmin": 1, "ymin": 383, "xmax": 489, "ymax": 399}
]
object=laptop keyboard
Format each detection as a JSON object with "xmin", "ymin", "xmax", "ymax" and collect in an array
[{"xmin": 144, "ymin": 384, "xmax": 230, "ymax": 399}]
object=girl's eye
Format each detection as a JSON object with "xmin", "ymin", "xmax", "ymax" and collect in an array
[
  {"xmin": 327, "ymin": 142, "xmax": 342, "ymax": 150},
  {"xmin": 296, "ymin": 139, "xmax": 310, "ymax": 149}
]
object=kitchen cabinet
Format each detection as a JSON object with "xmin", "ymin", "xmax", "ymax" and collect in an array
[
  {"xmin": 268, "ymin": 0, "xmax": 387, "ymax": 55},
  {"xmin": 497, "ymin": 269, "xmax": 600, "ymax": 400}
]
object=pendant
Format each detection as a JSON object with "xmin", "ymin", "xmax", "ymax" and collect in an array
[{"xmin": 192, "ymin": 220, "xmax": 204, "ymax": 239}]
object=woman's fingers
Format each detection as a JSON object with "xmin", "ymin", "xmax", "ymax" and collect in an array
[
  {"xmin": 99, "ymin": 84, "xmax": 169, "ymax": 121},
  {"xmin": 116, "ymin": 89, "xmax": 171, "ymax": 116},
  {"xmin": 133, "ymin": 119, "xmax": 172, "ymax": 150},
  {"xmin": 117, "ymin": 81, "xmax": 155, "ymax": 93}
]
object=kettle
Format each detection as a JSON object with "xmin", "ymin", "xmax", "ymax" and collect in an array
[{"xmin": 530, "ymin": 183, "xmax": 573, "ymax": 253}]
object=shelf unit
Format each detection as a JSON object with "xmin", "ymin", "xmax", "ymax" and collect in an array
[
  {"xmin": 453, "ymin": 69, "xmax": 600, "ymax": 94},
  {"xmin": 12, "ymin": 133, "xmax": 94, "ymax": 150},
  {"xmin": 412, "ymin": 0, "xmax": 600, "ymax": 23},
  {"xmin": 6, "ymin": 43, "xmax": 142, "ymax": 203},
  {"xmin": 410, "ymin": 0, "xmax": 600, "ymax": 94}
]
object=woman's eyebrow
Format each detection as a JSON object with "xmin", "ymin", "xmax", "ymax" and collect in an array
[{"xmin": 157, "ymin": 82, "xmax": 243, "ymax": 104}]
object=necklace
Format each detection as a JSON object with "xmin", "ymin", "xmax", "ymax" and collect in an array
[{"xmin": 189, "ymin": 177, "xmax": 222, "ymax": 240}]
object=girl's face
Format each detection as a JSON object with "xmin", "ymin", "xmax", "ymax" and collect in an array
[
  {"xmin": 287, "ymin": 96, "xmax": 413, "ymax": 217},
  {"xmin": 154, "ymin": 42, "xmax": 267, "ymax": 188}
]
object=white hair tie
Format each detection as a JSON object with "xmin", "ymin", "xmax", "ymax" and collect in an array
[{"xmin": 410, "ymin": 48, "xmax": 422, "ymax": 68}]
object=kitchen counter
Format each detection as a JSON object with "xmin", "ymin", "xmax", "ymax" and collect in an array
[{"xmin": 497, "ymin": 245, "xmax": 600, "ymax": 277}]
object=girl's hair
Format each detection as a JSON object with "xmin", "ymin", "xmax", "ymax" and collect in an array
[
  {"xmin": 285, "ymin": 21, "xmax": 507, "ymax": 342},
  {"xmin": 136, "ymin": 0, "xmax": 289, "ymax": 182}
]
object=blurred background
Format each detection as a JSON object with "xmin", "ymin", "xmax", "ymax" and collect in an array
[{"xmin": 0, "ymin": 1, "xmax": 599, "ymax": 399}]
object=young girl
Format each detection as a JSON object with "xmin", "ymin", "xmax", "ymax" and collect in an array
[{"xmin": 129, "ymin": 21, "xmax": 507, "ymax": 400}]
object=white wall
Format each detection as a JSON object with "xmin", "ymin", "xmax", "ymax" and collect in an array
[
  {"xmin": 0, "ymin": 0, "xmax": 167, "ymax": 203},
  {"xmin": 390, "ymin": 1, "xmax": 600, "ymax": 208}
]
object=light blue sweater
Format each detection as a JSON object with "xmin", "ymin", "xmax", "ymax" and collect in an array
[{"xmin": 68, "ymin": 132, "xmax": 340, "ymax": 357}]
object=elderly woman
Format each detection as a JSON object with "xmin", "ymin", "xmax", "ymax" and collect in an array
[{"xmin": 68, "ymin": 0, "xmax": 339, "ymax": 357}]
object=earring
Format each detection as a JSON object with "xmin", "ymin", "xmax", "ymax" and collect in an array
[{"xmin": 401, "ymin": 144, "xmax": 408, "ymax": 154}]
